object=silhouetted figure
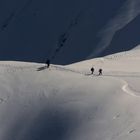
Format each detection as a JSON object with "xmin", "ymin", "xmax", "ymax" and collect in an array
[
  {"xmin": 46, "ymin": 59, "xmax": 50, "ymax": 68},
  {"xmin": 91, "ymin": 67, "xmax": 94, "ymax": 74},
  {"xmin": 99, "ymin": 68, "xmax": 102, "ymax": 75}
]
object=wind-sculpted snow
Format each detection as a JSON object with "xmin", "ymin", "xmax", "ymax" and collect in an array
[
  {"xmin": 88, "ymin": 0, "xmax": 140, "ymax": 58},
  {"xmin": 4, "ymin": 102, "xmax": 79, "ymax": 140},
  {"xmin": 121, "ymin": 80, "xmax": 140, "ymax": 97}
]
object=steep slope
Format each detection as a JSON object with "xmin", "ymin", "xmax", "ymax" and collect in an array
[
  {"xmin": 0, "ymin": 0, "xmax": 140, "ymax": 64},
  {"xmin": 100, "ymin": 15, "xmax": 140, "ymax": 56}
]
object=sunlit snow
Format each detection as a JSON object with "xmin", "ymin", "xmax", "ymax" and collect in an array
[{"xmin": 0, "ymin": 48, "xmax": 140, "ymax": 140}]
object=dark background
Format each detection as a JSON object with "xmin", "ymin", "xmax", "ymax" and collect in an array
[{"xmin": 0, "ymin": 0, "xmax": 139, "ymax": 64}]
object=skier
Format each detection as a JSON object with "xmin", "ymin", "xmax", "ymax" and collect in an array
[
  {"xmin": 91, "ymin": 67, "xmax": 94, "ymax": 74},
  {"xmin": 99, "ymin": 68, "xmax": 102, "ymax": 75},
  {"xmin": 46, "ymin": 59, "xmax": 50, "ymax": 68}
]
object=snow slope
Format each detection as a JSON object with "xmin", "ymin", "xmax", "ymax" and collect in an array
[
  {"xmin": 133, "ymin": 45, "xmax": 140, "ymax": 50},
  {"xmin": 0, "ymin": 49, "xmax": 140, "ymax": 139}
]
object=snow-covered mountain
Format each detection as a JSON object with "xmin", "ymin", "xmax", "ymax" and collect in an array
[
  {"xmin": 99, "ymin": 14, "xmax": 140, "ymax": 56},
  {"xmin": 0, "ymin": 48, "xmax": 140, "ymax": 139},
  {"xmin": 0, "ymin": 0, "xmax": 140, "ymax": 64}
]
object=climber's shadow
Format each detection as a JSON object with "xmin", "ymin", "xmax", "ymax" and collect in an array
[{"xmin": 37, "ymin": 66, "xmax": 48, "ymax": 71}]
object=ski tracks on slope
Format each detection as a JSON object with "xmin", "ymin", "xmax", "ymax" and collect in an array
[
  {"xmin": 103, "ymin": 74, "xmax": 140, "ymax": 98},
  {"xmin": 120, "ymin": 79, "xmax": 140, "ymax": 98},
  {"xmin": 53, "ymin": 65, "xmax": 140, "ymax": 98}
]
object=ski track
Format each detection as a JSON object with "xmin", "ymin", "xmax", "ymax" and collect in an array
[
  {"xmin": 0, "ymin": 63, "xmax": 140, "ymax": 98},
  {"xmin": 121, "ymin": 79, "xmax": 140, "ymax": 98},
  {"xmin": 53, "ymin": 65, "xmax": 140, "ymax": 98}
]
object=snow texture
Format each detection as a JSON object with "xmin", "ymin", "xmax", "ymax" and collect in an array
[{"xmin": 0, "ymin": 48, "xmax": 140, "ymax": 139}]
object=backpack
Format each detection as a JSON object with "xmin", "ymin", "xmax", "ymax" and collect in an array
[{"xmin": 91, "ymin": 67, "xmax": 94, "ymax": 71}]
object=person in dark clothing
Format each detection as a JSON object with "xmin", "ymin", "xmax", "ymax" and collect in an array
[
  {"xmin": 99, "ymin": 68, "xmax": 102, "ymax": 75},
  {"xmin": 46, "ymin": 59, "xmax": 50, "ymax": 68},
  {"xmin": 91, "ymin": 67, "xmax": 94, "ymax": 74}
]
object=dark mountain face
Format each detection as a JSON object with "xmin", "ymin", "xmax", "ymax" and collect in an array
[
  {"xmin": 0, "ymin": 0, "xmax": 139, "ymax": 64},
  {"xmin": 100, "ymin": 15, "xmax": 140, "ymax": 56}
]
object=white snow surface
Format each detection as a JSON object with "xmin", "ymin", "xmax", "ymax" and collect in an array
[
  {"xmin": 0, "ymin": 49, "xmax": 140, "ymax": 140},
  {"xmin": 133, "ymin": 45, "xmax": 140, "ymax": 50}
]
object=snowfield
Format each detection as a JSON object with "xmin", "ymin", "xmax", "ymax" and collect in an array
[{"xmin": 0, "ymin": 49, "xmax": 140, "ymax": 140}]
